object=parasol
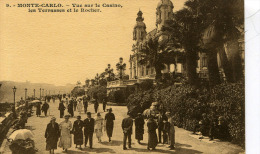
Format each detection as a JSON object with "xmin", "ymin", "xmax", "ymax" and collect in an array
[
  {"xmin": 30, "ymin": 100, "xmax": 41, "ymax": 103},
  {"xmin": 9, "ymin": 129, "xmax": 34, "ymax": 141}
]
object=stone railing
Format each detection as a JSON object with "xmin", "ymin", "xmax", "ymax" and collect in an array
[{"xmin": 107, "ymin": 80, "xmax": 138, "ymax": 88}]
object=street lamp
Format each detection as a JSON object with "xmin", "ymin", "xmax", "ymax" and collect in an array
[
  {"xmin": 33, "ymin": 89, "xmax": 36, "ymax": 99},
  {"xmin": 12, "ymin": 86, "xmax": 17, "ymax": 119},
  {"xmin": 42, "ymin": 89, "xmax": 44, "ymax": 97},
  {"xmin": 40, "ymin": 88, "xmax": 42, "ymax": 98},
  {"xmin": 24, "ymin": 88, "xmax": 27, "ymax": 100},
  {"xmin": 12, "ymin": 86, "xmax": 17, "ymax": 107}
]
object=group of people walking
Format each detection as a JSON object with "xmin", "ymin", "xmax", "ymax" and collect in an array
[
  {"xmin": 42, "ymin": 96, "xmax": 176, "ymax": 153},
  {"xmin": 45, "ymin": 108, "xmax": 115, "ymax": 154},
  {"xmin": 35, "ymin": 101, "xmax": 49, "ymax": 117},
  {"xmin": 122, "ymin": 111, "xmax": 175, "ymax": 151},
  {"xmin": 57, "ymin": 95, "xmax": 107, "ymax": 119}
]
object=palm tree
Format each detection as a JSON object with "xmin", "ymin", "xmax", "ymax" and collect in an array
[
  {"xmin": 200, "ymin": 0, "xmax": 244, "ymax": 83},
  {"xmin": 105, "ymin": 64, "xmax": 114, "ymax": 81},
  {"xmin": 85, "ymin": 78, "xmax": 90, "ymax": 87}
]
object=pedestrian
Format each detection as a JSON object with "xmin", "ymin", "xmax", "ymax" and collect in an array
[
  {"xmin": 36, "ymin": 101, "xmax": 41, "ymax": 117},
  {"xmin": 102, "ymin": 98, "xmax": 107, "ymax": 112},
  {"xmin": 121, "ymin": 112, "xmax": 133, "ymax": 150},
  {"xmin": 199, "ymin": 113, "xmax": 210, "ymax": 139},
  {"xmin": 83, "ymin": 112, "xmax": 95, "ymax": 148},
  {"xmin": 162, "ymin": 119, "xmax": 170, "ymax": 144},
  {"xmin": 77, "ymin": 99, "xmax": 83, "ymax": 114},
  {"xmin": 59, "ymin": 115, "xmax": 72, "ymax": 152},
  {"xmin": 94, "ymin": 99, "xmax": 99, "ymax": 113},
  {"xmin": 83, "ymin": 96, "xmax": 88, "ymax": 113},
  {"xmin": 41, "ymin": 101, "xmax": 49, "ymax": 117},
  {"xmin": 157, "ymin": 111, "xmax": 167, "ymax": 143},
  {"xmin": 73, "ymin": 98, "xmax": 77, "ymax": 111},
  {"xmin": 58, "ymin": 100, "xmax": 66, "ymax": 118},
  {"xmin": 59, "ymin": 95, "xmax": 62, "ymax": 102},
  {"xmin": 45, "ymin": 117, "xmax": 60, "ymax": 154},
  {"xmin": 166, "ymin": 112, "xmax": 175, "ymax": 150},
  {"xmin": 52, "ymin": 96, "xmax": 55, "ymax": 103},
  {"xmin": 135, "ymin": 113, "xmax": 144, "ymax": 144},
  {"xmin": 105, "ymin": 108, "xmax": 115, "ymax": 142},
  {"xmin": 94, "ymin": 113, "xmax": 104, "ymax": 143},
  {"xmin": 147, "ymin": 115, "xmax": 158, "ymax": 150},
  {"xmin": 72, "ymin": 116, "xmax": 84, "ymax": 149},
  {"xmin": 68, "ymin": 101, "xmax": 74, "ymax": 117}
]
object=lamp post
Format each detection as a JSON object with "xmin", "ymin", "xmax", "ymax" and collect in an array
[
  {"xmin": 12, "ymin": 86, "xmax": 17, "ymax": 119},
  {"xmin": 33, "ymin": 89, "xmax": 36, "ymax": 99},
  {"xmin": 42, "ymin": 89, "xmax": 44, "ymax": 98},
  {"xmin": 40, "ymin": 88, "xmax": 42, "ymax": 99},
  {"xmin": 12, "ymin": 86, "xmax": 17, "ymax": 106},
  {"xmin": 24, "ymin": 88, "xmax": 27, "ymax": 100}
]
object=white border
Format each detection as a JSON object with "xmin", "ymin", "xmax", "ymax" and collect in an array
[{"xmin": 245, "ymin": 0, "xmax": 260, "ymax": 153}]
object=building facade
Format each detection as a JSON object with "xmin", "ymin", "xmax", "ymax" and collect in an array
[{"xmin": 129, "ymin": 0, "xmax": 184, "ymax": 82}]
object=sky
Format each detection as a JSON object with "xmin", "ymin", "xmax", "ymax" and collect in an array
[{"xmin": 0, "ymin": 0, "xmax": 186, "ymax": 86}]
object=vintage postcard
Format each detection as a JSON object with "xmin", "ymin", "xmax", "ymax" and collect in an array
[{"xmin": 0, "ymin": 0, "xmax": 247, "ymax": 153}]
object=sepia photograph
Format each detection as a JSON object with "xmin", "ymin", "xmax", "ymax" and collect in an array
[{"xmin": 0, "ymin": 0, "xmax": 248, "ymax": 153}]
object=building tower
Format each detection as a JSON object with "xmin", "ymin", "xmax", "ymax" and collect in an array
[
  {"xmin": 133, "ymin": 10, "xmax": 147, "ymax": 45},
  {"xmin": 156, "ymin": 0, "xmax": 174, "ymax": 31}
]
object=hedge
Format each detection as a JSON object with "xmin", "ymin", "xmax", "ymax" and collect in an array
[{"xmin": 126, "ymin": 82, "xmax": 245, "ymax": 147}]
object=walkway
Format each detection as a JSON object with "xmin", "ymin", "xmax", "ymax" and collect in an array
[{"xmin": 3, "ymin": 100, "xmax": 244, "ymax": 154}]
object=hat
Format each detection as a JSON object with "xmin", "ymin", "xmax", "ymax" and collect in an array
[
  {"xmin": 165, "ymin": 112, "xmax": 171, "ymax": 115},
  {"xmin": 108, "ymin": 108, "xmax": 112, "ymax": 111},
  {"xmin": 51, "ymin": 117, "xmax": 56, "ymax": 121},
  {"xmin": 77, "ymin": 115, "xmax": 81, "ymax": 119},
  {"xmin": 97, "ymin": 113, "xmax": 101, "ymax": 116},
  {"xmin": 64, "ymin": 115, "xmax": 70, "ymax": 119},
  {"xmin": 87, "ymin": 112, "xmax": 91, "ymax": 115},
  {"xmin": 152, "ymin": 102, "xmax": 159, "ymax": 106}
]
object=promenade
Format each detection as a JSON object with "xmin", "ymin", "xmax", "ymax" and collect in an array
[{"xmin": 3, "ymin": 100, "xmax": 244, "ymax": 154}]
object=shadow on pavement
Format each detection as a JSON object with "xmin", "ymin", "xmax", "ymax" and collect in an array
[
  {"xmin": 175, "ymin": 142, "xmax": 192, "ymax": 148},
  {"xmin": 80, "ymin": 147, "xmax": 116, "ymax": 153},
  {"xmin": 100, "ymin": 140, "xmax": 123, "ymax": 146},
  {"xmin": 130, "ymin": 147, "xmax": 203, "ymax": 154},
  {"xmin": 25, "ymin": 125, "xmax": 36, "ymax": 130}
]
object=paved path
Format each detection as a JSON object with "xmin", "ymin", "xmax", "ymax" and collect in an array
[{"xmin": 3, "ymin": 100, "xmax": 244, "ymax": 154}]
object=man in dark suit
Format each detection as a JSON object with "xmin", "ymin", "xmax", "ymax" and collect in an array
[
  {"xmin": 157, "ymin": 111, "xmax": 168, "ymax": 143},
  {"xmin": 121, "ymin": 112, "xmax": 133, "ymax": 150},
  {"xmin": 83, "ymin": 112, "xmax": 95, "ymax": 148},
  {"xmin": 83, "ymin": 96, "xmax": 88, "ymax": 113}
]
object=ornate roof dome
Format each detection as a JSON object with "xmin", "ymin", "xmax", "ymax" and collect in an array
[{"xmin": 157, "ymin": 0, "xmax": 174, "ymax": 9}]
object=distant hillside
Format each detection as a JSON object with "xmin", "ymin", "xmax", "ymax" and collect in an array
[{"xmin": 0, "ymin": 81, "xmax": 75, "ymax": 103}]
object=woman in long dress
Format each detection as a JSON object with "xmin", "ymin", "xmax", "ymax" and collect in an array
[
  {"xmin": 72, "ymin": 116, "xmax": 84, "ymax": 149},
  {"xmin": 77, "ymin": 99, "xmax": 83, "ymax": 114},
  {"xmin": 94, "ymin": 113, "xmax": 104, "ymax": 143},
  {"xmin": 59, "ymin": 115, "xmax": 72, "ymax": 152},
  {"xmin": 147, "ymin": 115, "xmax": 158, "ymax": 150},
  {"xmin": 36, "ymin": 102, "xmax": 41, "ymax": 117},
  {"xmin": 45, "ymin": 117, "xmax": 60, "ymax": 154},
  {"xmin": 135, "ymin": 113, "xmax": 145, "ymax": 144}
]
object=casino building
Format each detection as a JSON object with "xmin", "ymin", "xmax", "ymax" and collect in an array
[
  {"xmin": 129, "ymin": 0, "xmax": 187, "ymax": 83},
  {"xmin": 107, "ymin": 0, "xmax": 244, "ymax": 94}
]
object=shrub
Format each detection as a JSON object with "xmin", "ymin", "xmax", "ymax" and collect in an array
[
  {"xmin": 126, "ymin": 82, "xmax": 245, "ymax": 147},
  {"xmin": 108, "ymin": 90, "xmax": 126, "ymax": 104},
  {"xmin": 87, "ymin": 85, "xmax": 107, "ymax": 102}
]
